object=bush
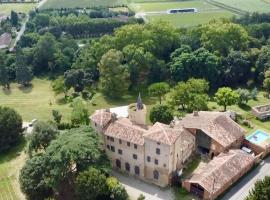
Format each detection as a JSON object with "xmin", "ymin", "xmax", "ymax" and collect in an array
[
  {"xmin": 150, "ymin": 104, "xmax": 173, "ymax": 124},
  {"xmin": 0, "ymin": 106, "xmax": 23, "ymax": 153}
]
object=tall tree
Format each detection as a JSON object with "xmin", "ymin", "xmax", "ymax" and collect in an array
[
  {"xmin": 0, "ymin": 106, "xmax": 23, "ymax": 153},
  {"xmin": 99, "ymin": 49, "xmax": 129, "ymax": 98},
  {"xmin": 263, "ymin": 69, "xmax": 270, "ymax": 97},
  {"xmin": 16, "ymin": 49, "xmax": 33, "ymax": 86},
  {"xmin": 71, "ymin": 99, "xmax": 89, "ymax": 126},
  {"xmin": 214, "ymin": 87, "xmax": 239, "ymax": 111},
  {"xmin": 150, "ymin": 104, "xmax": 173, "ymax": 124},
  {"xmin": 0, "ymin": 51, "xmax": 10, "ymax": 89},
  {"xmin": 11, "ymin": 10, "xmax": 18, "ymax": 26},
  {"xmin": 148, "ymin": 82, "xmax": 170, "ymax": 104},
  {"xmin": 52, "ymin": 76, "xmax": 68, "ymax": 97}
]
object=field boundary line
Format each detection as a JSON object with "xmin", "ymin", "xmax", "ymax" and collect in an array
[{"xmin": 205, "ymin": 0, "xmax": 248, "ymax": 15}]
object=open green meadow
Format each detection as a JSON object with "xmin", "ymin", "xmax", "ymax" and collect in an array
[
  {"xmin": 41, "ymin": 0, "xmax": 127, "ymax": 9},
  {"xmin": 213, "ymin": 0, "xmax": 270, "ymax": 13},
  {"xmin": 0, "ymin": 141, "xmax": 26, "ymax": 200},
  {"xmin": 0, "ymin": 3, "xmax": 36, "ymax": 15},
  {"xmin": 147, "ymin": 10, "xmax": 233, "ymax": 27}
]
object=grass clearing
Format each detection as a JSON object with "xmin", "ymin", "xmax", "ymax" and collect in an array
[
  {"xmin": 0, "ymin": 139, "xmax": 27, "ymax": 200},
  {"xmin": 41, "ymin": 0, "xmax": 127, "ymax": 9},
  {"xmin": 147, "ymin": 10, "xmax": 233, "ymax": 27},
  {"xmin": 0, "ymin": 3, "xmax": 36, "ymax": 15},
  {"xmin": 213, "ymin": 0, "xmax": 270, "ymax": 13}
]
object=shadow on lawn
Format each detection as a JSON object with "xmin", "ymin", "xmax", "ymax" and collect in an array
[
  {"xmin": 0, "ymin": 137, "xmax": 27, "ymax": 163},
  {"xmin": 19, "ymin": 84, "xmax": 33, "ymax": 94},
  {"xmin": 239, "ymin": 103, "xmax": 252, "ymax": 111}
]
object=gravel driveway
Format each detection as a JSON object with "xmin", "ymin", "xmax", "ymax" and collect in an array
[{"xmin": 112, "ymin": 171, "xmax": 174, "ymax": 200}]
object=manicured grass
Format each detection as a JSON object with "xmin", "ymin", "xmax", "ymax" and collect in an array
[
  {"xmin": 208, "ymin": 91, "xmax": 270, "ymax": 135},
  {"xmin": 130, "ymin": 0, "xmax": 217, "ymax": 12},
  {"xmin": 0, "ymin": 3, "xmax": 36, "ymax": 15},
  {"xmin": 147, "ymin": 10, "xmax": 233, "ymax": 27},
  {"xmin": 0, "ymin": 140, "xmax": 27, "ymax": 200},
  {"xmin": 0, "ymin": 78, "xmax": 157, "ymax": 123},
  {"xmin": 213, "ymin": 0, "xmax": 270, "ymax": 13},
  {"xmin": 0, "ymin": 78, "xmax": 72, "ymax": 122},
  {"xmin": 41, "ymin": 0, "xmax": 127, "ymax": 9}
]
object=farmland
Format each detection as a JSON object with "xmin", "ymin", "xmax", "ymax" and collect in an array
[
  {"xmin": 41, "ymin": 0, "xmax": 127, "ymax": 9},
  {"xmin": 0, "ymin": 3, "xmax": 36, "ymax": 15},
  {"xmin": 212, "ymin": 0, "xmax": 270, "ymax": 13}
]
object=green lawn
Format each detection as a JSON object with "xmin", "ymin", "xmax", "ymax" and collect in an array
[
  {"xmin": 0, "ymin": 140, "xmax": 27, "ymax": 200},
  {"xmin": 130, "ymin": 0, "xmax": 216, "ymax": 12},
  {"xmin": 0, "ymin": 3, "xmax": 36, "ymax": 15},
  {"xmin": 213, "ymin": 0, "xmax": 270, "ymax": 13},
  {"xmin": 147, "ymin": 10, "xmax": 233, "ymax": 27},
  {"xmin": 0, "ymin": 78, "xmax": 157, "ymax": 123},
  {"xmin": 41, "ymin": 0, "xmax": 127, "ymax": 9}
]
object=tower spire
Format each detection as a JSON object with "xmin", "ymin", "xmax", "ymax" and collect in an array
[{"xmin": 137, "ymin": 93, "xmax": 143, "ymax": 110}]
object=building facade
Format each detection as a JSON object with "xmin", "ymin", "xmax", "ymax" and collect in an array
[{"xmin": 90, "ymin": 97, "xmax": 196, "ymax": 187}]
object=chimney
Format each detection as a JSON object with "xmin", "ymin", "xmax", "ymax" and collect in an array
[{"xmin": 193, "ymin": 111, "xmax": 199, "ymax": 116}]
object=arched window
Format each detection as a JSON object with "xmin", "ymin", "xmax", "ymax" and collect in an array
[
  {"xmin": 134, "ymin": 166, "xmax": 140, "ymax": 175},
  {"xmin": 125, "ymin": 162, "xmax": 130, "ymax": 172},
  {"xmin": 153, "ymin": 170, "xmax": 159, "ymax": 180},
  {"xmin": 116, "ymin": 159, "xmax": 121, "ymax": 169}
]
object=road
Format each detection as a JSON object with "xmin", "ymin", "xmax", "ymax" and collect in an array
[
  {"xmin": 10, "ymin": 0, "xmax": 47, "ymax": 51},
  {"xmin": 221, "ymin": 156, "xmax": 270, "ymax": 200},
  {"xmin": 112, "ymin": 171, "xmax": 174, "ymax": 200}
]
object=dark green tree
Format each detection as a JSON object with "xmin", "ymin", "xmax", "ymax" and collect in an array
[
  {"xmin": 75, "ymin": 167, "xmax": 108, "ymax": 200},
  {"xmin": 52, "ymin": 110, "xmax": 62, "ymax": 124},
  {"xmin": 150, "ymin": 104, "xmax": 173, "ymax": 124},
  {"xmin": 16, "ymin": 49, "xmax": 33, "ymax": 86},
  {"xmin": 28, "ymin": 121, "xmax": 59, "ymax": 153},
  {"xmin": 0, "ymin": 51, "xmax": 10, "ymax": 89},
  {"xmin": 11, "ymin": 11, "xmax": 18, "ymax": 26},
  {"xmin": 0, "ymin": 106, "xmax": 23, "ymax": 153},
  {"xmin": 246, "ymin": 176, "xmax": 270, "ymax": 200}
]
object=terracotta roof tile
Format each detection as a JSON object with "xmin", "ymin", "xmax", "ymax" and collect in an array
[
  {"xmin": 90, "ymin": 110, "xmax": 113, "ymax": 128},
  {"xmin": 187, "ymin": 150, "xmax": 255, "ymax": 194},
  {"xmin": 176, "ymin": 111, "xmax": 245, "ymax": 148}
]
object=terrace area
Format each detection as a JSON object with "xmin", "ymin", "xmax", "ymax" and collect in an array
[{"xmin": 252, "ymin": 104, "xmax": 270, "ymax": 120}]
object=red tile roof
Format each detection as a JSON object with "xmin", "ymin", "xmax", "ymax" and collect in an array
[
  {"xmin": 176, "ymin": 111, "xmax": 245, "ymax": 148},
  {"xmin": 90, "ymin": 109, "xmax": 114, "ymax": 128},
  {"xmin": 186, "ymin": 150, "xmax": 255, "ymax": 194}
]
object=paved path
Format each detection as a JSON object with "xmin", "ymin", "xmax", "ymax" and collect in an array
[
  {"xmin": 112, "ymin": 171, "xmax": 174, "ymax": 200},
  {"xmin": 221, "ymin": 156, "xmax": 270, "ymax": 200},
  {"xmin": 10, "ymin": 0, "xmax": 47, "ymax": 51}
]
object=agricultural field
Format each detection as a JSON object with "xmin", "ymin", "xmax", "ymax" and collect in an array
[
  {"xmin": 212, "ymin": 0, "xmax": 270, "ymax": 13},
  {"xmin": 41, "ymin": 0, "xmax": 127, "ymax": 9},
  {"xmin": 130, "ymin": 0, "xmax": 235, "ymax": 27},
  {"xmin": 0, "ymin": 3, "xmax": 36, "ymax": 15},
  {"xmin": 148, "ymin": 10, "xmax": 233, "ymax": 27}
]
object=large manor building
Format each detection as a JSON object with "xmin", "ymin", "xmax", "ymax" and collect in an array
[{"xmin": 90, "ymin": 95, "xmax": 256, "ymax": 198}]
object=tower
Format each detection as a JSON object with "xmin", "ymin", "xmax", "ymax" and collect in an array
[{"xmin": 128, "ymin": 93, "xmax": 147, "ymax": 125}]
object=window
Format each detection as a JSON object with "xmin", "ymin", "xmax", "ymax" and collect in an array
[
  {"xmin": 116, "ymin": 159, "xmax": 121, "ymax": 169},
  {"xmin": 127, "ymin": 142, "xmax": 130, "ymax": 147},
  {"xmin": 125, "ymin": 163, "xmax": 130, "ymax": 172},
  {"xmin": 133, "ymin": 154, "xmax": 137, "ymax": 160},
  {"xmin": 119, "ymin": 139, "xmax": 122, "ymax": 144},
  {"xmin": 134, "ymin": 144, "xmax": 137, "ymax": 149},
  {"xmin": 153, "ymin": 170, "xmax": 159, "ymax": 180},
  {"xmin": 157, "ymin": 142, "xmax": 160, "ymax": 145},
  {"xmin": 147, "ymin": 156, "xmax": 151, "ymax": 162},
  {"xmin": 163, "ymin": 164, "xmax": 166, "ymax": 168},
  {"xmin": 118, "ymin": 149, "xmax": 123, "ymax": 155},
  {"xmin": 156, "ymin": 148, "xmax": 160, "ymax": 155},
  {"xmin": 106, "ymin": 145, "xmax": 110, "ymax": 150},
  {"xmin": 107, "ymin": 136, "xmax": 110, "ymax": 140},
  {"xmin": 111, "ymin": 146, "xmax": 115, "ymax": 152},
  {"xmin": 135, "ymin": 166, "xmax": 140, "ymax": 175},
  {"xmin": 94, "ymin": 122, "xmax": 97, "ymax": 127},
  {"xmin": 111, "ymin": 137, "xmax": 114, "ymax": 142},
  {"xmin": 155, "ymin": 159, "xmax": 158, "ymax": 165}
]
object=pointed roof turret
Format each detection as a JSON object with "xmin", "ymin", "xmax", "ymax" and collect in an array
[{"xmin": 137, "ymin": 93, "xmax": 143, "ymax": 110}]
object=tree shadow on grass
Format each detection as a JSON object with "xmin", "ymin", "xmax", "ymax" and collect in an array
[
  {"xmin": 18, "ymin": 84, "xmax": 33, "ymax": 94},
  {"xmin": 0, "ymin": 137, "xmax": 27, "ymax": 164},
  {"xmin": 239, "ymin": 103, "xmax": 252, "ymax": 112},
  {"xmin": 2, "ymin": 88, "xmax": 11, "ymax": 95}
]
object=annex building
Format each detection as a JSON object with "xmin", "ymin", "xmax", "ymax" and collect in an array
[{"xmin": 90, "ymin": 95, "xmax": 255, "ymax": 199}]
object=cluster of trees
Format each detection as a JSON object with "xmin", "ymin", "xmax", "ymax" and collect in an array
[
  {"xmin": 0, "ymin": 10, "xmax": 20, "ymax": 35},
  {"xmin": 246, "ymin": 176, "xmax": 270, "ymax": 200},
  {"xmin": 20, "ymin": 125, "xmax": 128, "ymax": 200},
  {"xmin": 26, "ymin": 10, "xmax": 140, "ymax": 38}
]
